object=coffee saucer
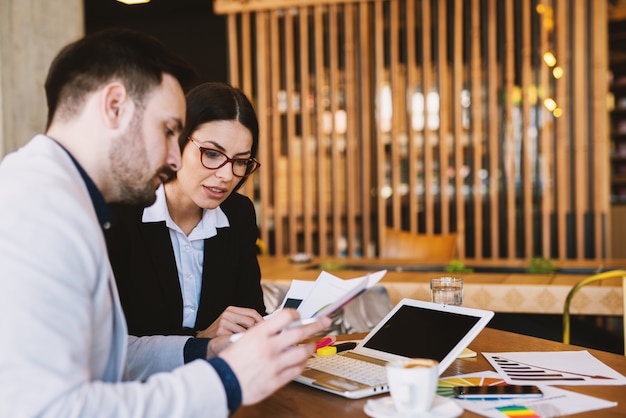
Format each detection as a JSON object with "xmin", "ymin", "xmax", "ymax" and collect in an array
[{"xmin": 364, "ymin": 395, "xmax": 463, "ymax": 418}]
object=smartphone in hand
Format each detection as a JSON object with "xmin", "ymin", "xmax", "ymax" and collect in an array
[{"xmin": 453, "ymin": 385, "xmax": 543, "ymax": 399}]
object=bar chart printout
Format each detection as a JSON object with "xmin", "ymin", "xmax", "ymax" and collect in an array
[{"xmin": 482, "ymin": 351, "xmax": 626, "ymax": 386}]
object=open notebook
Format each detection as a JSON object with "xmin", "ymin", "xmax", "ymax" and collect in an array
[{"xmin": 295, "ymin": 298, "xmax": 494, "ymax": 399}]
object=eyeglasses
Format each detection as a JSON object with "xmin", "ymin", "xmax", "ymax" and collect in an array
[{"xmin": 188, "ymin": 137, "xmax": 260, "ymax": 178}]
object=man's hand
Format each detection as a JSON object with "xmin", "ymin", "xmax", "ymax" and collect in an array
[
  {"xmin": 206, "ymin": 335, "xmax": 231, "ymax": 358},
  {"xmin": 196, "ymin": 306, "xmax": 264, "ymax": 338},
  {"xmin": 218, "ymin": 309, "xmax": 331, "ymax": 405}
]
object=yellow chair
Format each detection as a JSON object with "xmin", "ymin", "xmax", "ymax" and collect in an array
[
  {"xmin": 379, "ymin": 228, "xmax": 458, "ymax": 262},
  {"xmin": 562, "ymin": 269, "xmax": 626, "ymax": 354}
]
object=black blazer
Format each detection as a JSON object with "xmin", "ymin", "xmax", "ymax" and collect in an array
[{"xmin": 106, "ymin": 192, "xmax": 266, "ymax": 336}]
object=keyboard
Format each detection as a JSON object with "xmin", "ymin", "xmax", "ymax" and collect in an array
[{"xmin": 306, "ymin": 354, "xmax": 387, "ymax": 386}]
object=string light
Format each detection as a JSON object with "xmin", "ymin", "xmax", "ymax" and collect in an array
[
  {"xmin": 116, "ymin": 0, "xmax": 150, "ymax": 4},
  {"xmin": 543, "ymin": 52, "xmax": 557, "ymax": 67},
  {"xmin": 537, "ymin": 4, "xmax": 561, "ymax": 116},
  {"xmin": 544, "ymin": 98, "xmax": 557, "ymax": 111}
]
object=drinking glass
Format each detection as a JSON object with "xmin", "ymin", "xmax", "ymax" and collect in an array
[{"xmin": 430, "ymin": 277, "xmax": 463, "ymax": 306}]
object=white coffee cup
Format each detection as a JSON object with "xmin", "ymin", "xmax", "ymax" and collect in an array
[{"xmin": 386, "ymin": 358, "xmax": 439, "ymax": 415}]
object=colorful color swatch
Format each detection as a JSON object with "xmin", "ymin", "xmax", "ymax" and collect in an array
[
  {"xmin": 496, "ymin": 405, "xmax": 542, "ymax": 417},
  {"xmin": 437, "ymin": 376, "xmax": 507, "ymax": 397}
]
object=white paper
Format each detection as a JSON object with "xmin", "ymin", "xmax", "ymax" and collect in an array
[
  {"xmin": 311, "ymin": 270, "xmax": 387, "ymax": 318},
  {"xmin": 278, "ymin": 280, "xmax": 315, "ymax": 310},
  {"xmin": 277, "ymin": 270, "xmax": 386, "ymax": 319},
  {"xmin": 483, "ymin": 351, "xmax": 626, "ymax": 386},
  {"xmin": 441, "ymin": 371, "xmax": 618, "ymax": 418}
]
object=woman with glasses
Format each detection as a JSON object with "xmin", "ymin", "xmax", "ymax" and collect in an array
[{"xmin": 106, "ymin": 82, "xmax": 266, "ymax": 339}]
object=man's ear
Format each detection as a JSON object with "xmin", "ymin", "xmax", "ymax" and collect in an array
[{"xmin": 102, "ymin": 83, "xmax": 131, "ymax": 129}]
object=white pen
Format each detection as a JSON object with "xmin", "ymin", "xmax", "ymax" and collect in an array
[
  {"xmin": 229, "ymin": 332, "xmax": 244, "ymax": 343},
  {"xmin": 228, "ymin": 317, "xmax": 321, "ymax": 343},
  {"xmin": 283, "ymin": 317, "xmax": 319, "ymax": 330}
]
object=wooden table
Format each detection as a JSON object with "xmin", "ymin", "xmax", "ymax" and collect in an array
[{"xmin": 232, "ymin": 328, "xmax": 626, "ymax": 417}]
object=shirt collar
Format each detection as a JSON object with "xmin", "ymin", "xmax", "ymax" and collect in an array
[
  {"xmin": 51, "ymin": 137, "xmax": 113, "ymax": 231},
  {"xmin": 142, "ymin": 185, "xmax": 229, "ymax": 239}
]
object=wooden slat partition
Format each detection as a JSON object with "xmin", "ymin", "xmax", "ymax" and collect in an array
[
  {"xmin": 298, "ymin": 7, "xmax": 313, "ymax": 254},
  {"xmin": 573, "ymin": 1, "xmax": 587, "ymax": 260},
  {"xmin": 270, "ymin": 10, "xmax": 283, "ymax": 255},
  {"xmin": 539, "ymin": 1, "xmax": 553, "ymax": 260},
  {"xmin": 521, "ymin": 1, "xmax": 533, "ymax": 260},
  {"xmin": 344, "ymin": 3, "xmax": 358, "ymax": 256},
  {"xmin": 454, "ymin": 0, "xmax": 466, "ymax": 257},
  {"xmin": 422, "ymin": 0, "xmax": 434, "ymax": 235},
  {"xmin": 328, "ymin": 4, "xmax": 341, "ymax": 255},
  {"xmin": 504, "ymin": 0, "xmax": 516, "ymax": 260},
  {"xmin": 374, "ymin": 1, "xmax": 385, "ymax": 256},
  {"xmin": 407, "ymin": 1, "xmax": 418, "ymax": 235},
  {"xmin": 390, "ymin": 0, "xmax": 402, "ymax": 231},
  {"xmin": 470, "ymin": 0, "xmax": 483, "ymax": 258},
  {"xmin": 216, "ymin": 0, "xmax": 611, "ymax": 265},
  {"xmin": 538, "ymin": 1, "xmax": 548, "ymax": 258},
  {"xmin": 254, "ymin": 11, "xmax": 270, "ymax": 252},
  {"xmin": 313, "ymin": 5, "xmax": 329, "ymax": 255},
  {"xmin": 438, "ymin": 0, "xmax": 451, "ymax": 236},
  {"xmin": 487, "ymin": 0, "xmax": 499, "ymax": 258},
  {"xmin": 593, "ymin": 0, "xmax": 610, "ymax": 258},
  {"xmin": 555, "ymin": 0, "xmax": 570, "ymax": 261},
  {"xmin": 359, "ymin": 3, "xmax": 373, "ymax": 256}
]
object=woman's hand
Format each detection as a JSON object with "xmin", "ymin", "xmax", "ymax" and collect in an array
[{"xmin": 196, "ymin": 306, "xmax": 264, "ymax": 338}]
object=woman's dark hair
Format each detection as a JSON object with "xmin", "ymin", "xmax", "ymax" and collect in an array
[{"xmin": 179, "ymin": 82, "xmax": 259, "ymax": 189}]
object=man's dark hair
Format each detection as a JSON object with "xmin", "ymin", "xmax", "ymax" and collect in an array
[{"xmin": 44, "ymin": 28, "xmax": 197, "ymax": 128}]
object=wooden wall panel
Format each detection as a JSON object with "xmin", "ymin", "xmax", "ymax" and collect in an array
[
  {"xmin": 454, "ymin": 0, "xmax": 466, "ymax": 258},
  {"xmin": 573, "ymin": 1, "xmax": 588, "ymax": 260},
  {"xmin": 299, "ymin": 7, "xmax": 314, "ymax": 254},
  {"xmin": 407, "ymin": 0, "xmax": 418, "ymax": 235},
  {"xmin": 374, "ymin": 1, "xmax": 385, "ymax": 255},
  {"xmin": 254, "ymin": 12, "xmax": 271, "ymax": 251},
  {"xmin": 539, "ymin": 1, "xmax": 553, "ymax": 259},
  {"xmin": 555, "ymin": 0, "xmax": 570, "ymax": 261},
  {"xmin": 422, "ymin": 0, "xmax": 434, "ymax": 235},
  {"xmin": 359, "ymin": 3, "xmax": 373, "ymax": 256},
  {"xmin": 470, "ymin": 0, "xmax": 484, "ymax": 258},
  {"xmin": 313, "ymin": 5, "xmax": 329, "ymax": 256},
  {"xmin": 216, "ymin": 0, "xmax": 611, "ymax": 266},
  {"xmin": 487, "ymin": 0, "xmax": 499, "ymax": 257},
  {"xmin": 521, "ymin": 1, "xmax": 533, "ymax": 259},
  {"xmin": 438, "ymin": 0, "xmax": 451, "ymax": 236},
  {"xmin": 593, "ymin": 0, "xmax": 610, "ymax": 258}
]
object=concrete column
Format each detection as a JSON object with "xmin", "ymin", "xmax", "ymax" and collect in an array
[{"xmin": 0, "ymin": 0, "xmax": 83, "ymax": 157}]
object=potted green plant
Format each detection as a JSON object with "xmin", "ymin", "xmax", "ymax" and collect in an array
[
  {"xmin": 445, "ymin": 259, "xmax": 474, "ymax": 273},
  {"xmin": 526, "ymin": 257, "xmax": 557, "ymax": 274}
]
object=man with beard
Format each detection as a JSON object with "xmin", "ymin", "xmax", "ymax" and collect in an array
[{"xmin": 0, "ymin": 29, "xmax": 329, "ymax": 417}]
